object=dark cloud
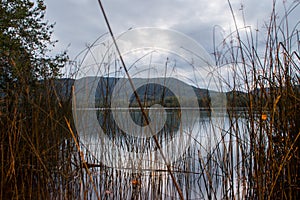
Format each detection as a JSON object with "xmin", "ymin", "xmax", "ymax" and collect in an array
[{"xmin": 44, "ymin": 0, "xmax": 299, "ymax": 60}]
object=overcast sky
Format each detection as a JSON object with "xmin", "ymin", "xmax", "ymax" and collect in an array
[{"xmin": 44, "ymin": 0, "xmax": 299, "ymax": 60}]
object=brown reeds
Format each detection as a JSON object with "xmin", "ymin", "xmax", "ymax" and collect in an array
[
  {"xmin": 0, "ymin": 78, "xmax": 78, "ymax": 199},
  {"xmin": 0, "ymin": 0, "xmax": 299, "ymax": 199},
  {"xmin": 213, "ymin": 0, "xmax": 300, "ymax": 198}
]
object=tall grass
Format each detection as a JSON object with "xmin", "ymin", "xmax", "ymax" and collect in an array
[
  {"xmin": 214, "ymin": 0, "xmax": 300, "ymax": 198},
  {"xmin": 0, "ymin": 0, "xmax": 299, "ymax": 199},
  {"xmin": 0, "ymin": 79, "xmax": 78, "ymax": 199}
]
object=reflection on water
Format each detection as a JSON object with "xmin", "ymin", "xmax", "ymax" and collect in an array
[
  {"xmin": 96, "ymin": 108, "xmax": 182, "ymax": 153},
  {"xmin": 79, "ymin": 109, "xmax": 249, "ymax": 199},
  {"xmin": 72, "ymin": 77, "xmax": 246, "ymax": 199},
  {"xmin": 82, "ymin": 108, "xmax": 230, "ymax": 166}
]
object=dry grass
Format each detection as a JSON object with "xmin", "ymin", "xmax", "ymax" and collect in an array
[{"xmin": 0, "ymin": 0, "xmax": 299, "ymax": 199}]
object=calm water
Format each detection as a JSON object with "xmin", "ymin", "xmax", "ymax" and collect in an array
[{"xmin": 76, "ymin": 109, "xmax": 249, "ymax": 199}]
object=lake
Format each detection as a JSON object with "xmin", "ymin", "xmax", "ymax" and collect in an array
[{"xmin": 75, "ymin": 108, "xmax": 249, "ymax": 199}]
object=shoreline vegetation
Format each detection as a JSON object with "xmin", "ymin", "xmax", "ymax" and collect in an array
[
  {"xmin": 1, "ymin": 0, "xmax": 299, "ymax": 199},
  {"xmin": 28, "ymin": 77, "xmax": 299, "ymax": 111}
]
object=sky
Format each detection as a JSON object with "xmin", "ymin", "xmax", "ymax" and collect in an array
[
  {"xmin": 44, "ymin": 0, "xmax": 298, "ymax": 59},
  {"xmin": 43, "ymin": 0, "xmax": 299, "ymax": 90}
]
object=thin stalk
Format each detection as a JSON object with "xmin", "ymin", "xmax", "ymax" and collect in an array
[{"xmin": 96, "ymin": 0, "xmax": 184, "ymax": 199}]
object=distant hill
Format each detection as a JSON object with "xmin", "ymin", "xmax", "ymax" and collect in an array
[
  {"xmin": 6, "ymin": 77, "xmax": 247, "ymax": 109},
  {"xmin": 2, "ymin": 77, "xmax": 298, "ymax": 110},
  {"xmin": 94, "ymin": 77, "xmax": 213, "ymax": 108}
]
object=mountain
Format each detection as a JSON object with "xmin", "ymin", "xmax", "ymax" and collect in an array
[{"xmin": 0, "ymin": 77, "xmax": 246, "ymax": 108}]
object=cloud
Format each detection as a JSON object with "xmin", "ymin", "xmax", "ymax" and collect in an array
[{"xmin": 44, "ymin": 0, "xmax": 299, "ymax": 64}]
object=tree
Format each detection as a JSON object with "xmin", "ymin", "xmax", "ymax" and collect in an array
[
  {"xmin": 0, "ymin": 0, "xmax": 67, "ymax": 92},
  {"xmin": 0, "ymin": 1, "xmax": 69, "ymax": 198}
]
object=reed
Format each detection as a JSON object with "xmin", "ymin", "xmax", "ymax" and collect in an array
[
  {"xmin": 0, "ymin": 0, "xmax": 299, "ymax": 199},
  {"xmin": 214, "ymin": 0, "xmax": 300, "ymax": 198}
]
